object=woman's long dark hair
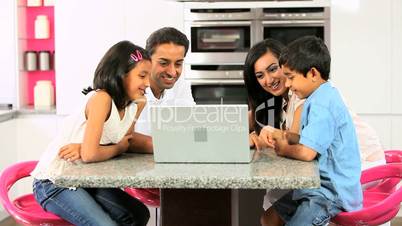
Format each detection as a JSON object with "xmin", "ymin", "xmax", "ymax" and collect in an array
[
  {"xmin": 82, "ymin": 40, "xmax": 151, "ymax": 110},
  {"xmin": 243, "ymin": 39, "xmax": 285, "ymax": 134}
]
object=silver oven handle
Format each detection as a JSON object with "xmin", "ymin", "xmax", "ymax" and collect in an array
[
  {"xmin": 188, "ymin": 79, "xmax": 244, "ymax": 85},
  {"xmin": 262, "ymin": 20, "xmax": 324, "ymax": 25},
  {"xmin": 191, "ymin": 21, "xmax": 252, "ymax": 27}
]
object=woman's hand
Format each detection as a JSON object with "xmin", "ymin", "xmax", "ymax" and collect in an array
[
  {"xmin": 58, "ymin": 143, "xmax": 81, "ymax": 162},
  {"xmin": 259, "ymin": 126, "xmax": 280, "ymax": 148},
  {"xmin": 249, "ymin": 131, "xmax": 264, "ymax": 151}
]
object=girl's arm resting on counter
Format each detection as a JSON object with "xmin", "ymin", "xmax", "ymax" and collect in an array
[{"xmin": 80, "ymin": 91, "xmax": 124, "ymax": 163}]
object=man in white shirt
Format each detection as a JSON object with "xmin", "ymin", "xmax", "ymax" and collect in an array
[{"xmin": 129, "ymin": 27, "xmax": 195, "ymax": 153}]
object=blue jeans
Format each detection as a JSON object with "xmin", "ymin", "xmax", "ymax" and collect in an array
[
  {"xmin": 33, "ymin": 179, "xmax": 149, "ymax": 226},
  {"xmin": 273, "ymin": 191, "xmax": 342, "ymax": 226}
]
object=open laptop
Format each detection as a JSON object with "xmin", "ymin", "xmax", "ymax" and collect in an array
[{"xmin": 150, "ymin": 105, "xmax": 251, "ymax": 163}]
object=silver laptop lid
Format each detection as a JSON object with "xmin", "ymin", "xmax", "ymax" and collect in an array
[{"xmin": 150, "ymin": 105, "xmax": 250, "ymax": 163}]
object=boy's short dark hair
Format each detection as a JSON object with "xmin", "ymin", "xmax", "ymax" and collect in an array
[
  {"xmin": 279, "ymin": 36, "xmax": 331, "ymax": 80},
  {"xmin": 146, "ymin": 27, "xmax": 189, "ymax": 57}
]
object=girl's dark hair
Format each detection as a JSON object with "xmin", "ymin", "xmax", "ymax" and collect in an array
[
  {"xmin": 243, "ymin": 39, "xmax": 285, "ymax": 133},
  {"xmin": 82, "ymin": 40, "xmax": 150, "ymax": 110}
]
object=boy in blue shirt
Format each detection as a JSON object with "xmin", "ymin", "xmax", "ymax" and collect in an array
[{"xmin": 264, "ymin": 36, "xmax": 363, "ymax": 226}]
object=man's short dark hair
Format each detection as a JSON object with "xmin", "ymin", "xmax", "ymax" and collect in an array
[
  {"xmin": 279, "ymin": 36, "xmax": 331, "ymax": 80},
  {"xmin": 146, "ymin": 27, "xmax": 189, "ymax": 57}
]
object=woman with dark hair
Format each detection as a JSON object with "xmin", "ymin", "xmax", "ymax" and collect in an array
[
  {"xmin": 31, "ymin": 40, "xmax": 152, "ymax": 226},
  {"xmin": 244, "ymin": 38, "xmax": 385, "ymax": 226},
  {"xmin": 244, "ymin": 39, "xmax": 303, "ymax": 150}
]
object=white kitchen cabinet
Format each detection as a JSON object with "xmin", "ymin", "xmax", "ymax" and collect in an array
[
  {"xmin": 391, "ymin": 0, "xmax": 402, "ymax": 114},
  {"xmin": 0, "ymin": 119, "xmax": 17, "ymax": 221},
  {"xmin": 0, "ymin": 0, "xmax": 17, "ymax": 105},
  {"xmin": 391, "ymin": 116, "xmax": 402, "ymax": 150},
  {"xmin": 15, "ymin": 115, "xmax": 59, "ymax": 161},
  {"xmin": 14, "ymin": 114, "xmax": 60, "ymax": 195},
  {"xmin": 0, "ymin": 114, "xmax": 62, "ymax": 220},
  {"xmin": 331, "ymin": 0, "xmax": 392, "ymax": 114}
]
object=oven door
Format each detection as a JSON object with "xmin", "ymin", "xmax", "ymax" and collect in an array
[
  {"xmin": 185, "ymin": 64, "xmax": 244, "ymax": 81},
  {"xmin": 261, "ymin": 20, "xmax": 329, "ymax": 46},
  {"xmin": 190, "ymin": 83, "xmax": 248, "ymax": 105},
  {"xmin": 185, "ymin": 21, "xmax": 255, "ymax": 65}
]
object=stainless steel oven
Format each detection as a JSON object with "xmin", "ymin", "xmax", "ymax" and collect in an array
[
  {"xmin": 184, "ymin": 8, "xmax": 257, "ymax": 65},
  {"xmin": 184, "ymin": 5, "xmax": 330, "ymax": 105},
  {"xmin": 257, "ymin": 7, "xmax": 330, "ymax": 46}
]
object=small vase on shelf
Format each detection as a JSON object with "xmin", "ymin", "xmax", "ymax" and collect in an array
[
  {"xmin": 34, "ymin": 80, "xmax": 54, "ymax": 109},
  {"xmin": 27, "ymin": 0, "xmax": 42, "ymax": 7},
  {"xmin": 24, "ymin": 51, "xmax": 37, "ymax": 71},
  {"xmin": 39, "ymin": 51, "xmax": 51, "ymax": 71},
  {"xmin": 34, "ymin": 15, "xmax": 50, "ymax": 39}
]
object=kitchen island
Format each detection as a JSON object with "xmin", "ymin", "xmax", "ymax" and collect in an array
[{"xmin": 52, "ymin": 149, "xmax": 319, "ymax": 226}]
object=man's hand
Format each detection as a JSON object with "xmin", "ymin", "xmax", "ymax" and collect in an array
[
  {"xmin": 117, "ymin": 134, "xmax": 133, "ymax": 153},
  {"xmin": 58, "ymin": 143, "xmax": 82, "ymax": 162}
]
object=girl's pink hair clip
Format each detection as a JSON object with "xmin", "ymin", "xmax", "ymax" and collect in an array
[{"xmin": 130, "ymin": 50, "xmax": 143, "ymax": 62}]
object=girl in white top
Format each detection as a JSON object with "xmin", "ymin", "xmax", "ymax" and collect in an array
[
  {"xmin": 243, "ymin": 39, "xmax": 385, "ymax": 226},
  {"xmin": 31, "ymin": 41, "xmax": 152, "ymax": 226}
]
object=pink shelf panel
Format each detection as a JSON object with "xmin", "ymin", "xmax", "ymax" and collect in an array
[
  {"xmin": 25, "ymin": 6, "xmax": 54, "ymax": 50},
  {"xmin": 20, "ymin": 5, "xmax": 56, "ymax": 106},
  {"xmin": 26, "ymin": 70, "xmax": 56, "ymax": 105}
]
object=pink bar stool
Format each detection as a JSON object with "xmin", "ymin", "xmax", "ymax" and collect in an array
[
  {"xmin": 125, "ymin": 188, "xmax": 160, "ymax": 226},
  {"xmin": 0, "ymin": 161, "xmax": 72, "ymax": 225},
  {"xmin": 331, "ymin": 163, "xmax": 402, "ymax": 226},
  {"xmin": 366, "ymin": 150, "xmax": 402, "ymax": 193}
]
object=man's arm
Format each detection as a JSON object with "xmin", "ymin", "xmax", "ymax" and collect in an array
[
  {"xmin": 273, "ymin": 131, "xmax": 317, "ymax": 161},
  {"xmin": 127, "ymin": 132, "xmax": 154, "ymax": 154}
]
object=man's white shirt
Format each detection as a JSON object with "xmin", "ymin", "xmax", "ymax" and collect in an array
[{"xmin": 135, "ymin": 77, "xmax": 196, "ymax": 135}]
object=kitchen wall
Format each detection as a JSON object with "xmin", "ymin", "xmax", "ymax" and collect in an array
[
  {"xmin": 0, "ymin": 1, "xmax": 17, "ymax": 105},
  {"xmin": 55, "ymin": 0, "xmax": 184, "ymax": 115},
  {"xmin": 330, "ymin": 0, "xmax": 402, "ymax": 150}
]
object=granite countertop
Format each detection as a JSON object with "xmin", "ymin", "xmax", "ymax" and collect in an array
[{"xmin": 52, "ymin": 149, "xmax": 320, "ymax": 189}]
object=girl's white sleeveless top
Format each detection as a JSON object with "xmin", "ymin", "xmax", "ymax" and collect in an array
[{"xmin": 31, "ymin": 91, "xmax": 138, "ymax": 179}]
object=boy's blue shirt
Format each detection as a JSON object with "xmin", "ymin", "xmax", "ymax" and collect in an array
[{"xmin": 295, "ymin": 82, "xmax": 363, "ymax": 211}]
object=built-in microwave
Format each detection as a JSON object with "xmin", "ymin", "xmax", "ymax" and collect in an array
[
  {"xmin": 184, "ymin": 8, "xmax": 258, "ymax": 65},
  {"xmin": 257, "ymin": 7, "xmax": 330, "ymax": 46}
]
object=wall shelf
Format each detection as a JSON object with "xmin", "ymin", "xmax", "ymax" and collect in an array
[{"xmin": 17, "ymin": 0, "xmax": 55, "ymax": 109}]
